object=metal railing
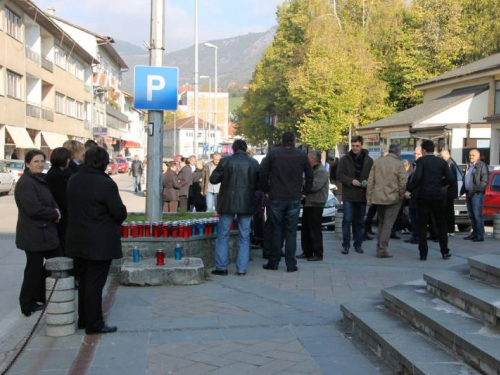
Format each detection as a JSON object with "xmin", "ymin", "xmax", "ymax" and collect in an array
[
  {"xmin": 26, "ymin": 102, "xmax": 54, "ymax": 122},
  {"xmin": 25, "ymin": 46, "xmax": 41, "ymax": 65},
  {"xmin": 41, "ymin": 56, "xmax": 54, "ymax": 72}
]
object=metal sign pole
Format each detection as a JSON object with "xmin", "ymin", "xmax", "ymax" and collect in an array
[{"xmin": 146, "ymin": 0, "xmax": 165, "ymax": 223}]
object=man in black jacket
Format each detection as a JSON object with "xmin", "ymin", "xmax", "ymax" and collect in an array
[
  {"xmin": 461, "ymin": 149, "xmax": 489, "ymax": 242},
  {"xmin": 261, "ymin": 132, "xmax": 313, "ymax": 273},
  {"xmin": 408, "ymin": 140, "xmax": 453, "ymax": 261},
  {"xmin": 67, "ymin": 147, "xmax": 127, "ymax": 334},
  {"xmin": 209, "ymin": 140, "xmax": 260, "ymax": 276},
  {"xmin": 178, "ymin": 157, "xmax": 192, "ymax": 212}
]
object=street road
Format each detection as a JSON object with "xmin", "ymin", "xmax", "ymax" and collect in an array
[{"xmin": 0, "ymin": 172, "xmax": 144, "ymax": 364}]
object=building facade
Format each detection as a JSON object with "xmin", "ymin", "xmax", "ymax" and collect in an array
[{"xmin": 0, "ymin": 0, "xmax": 94, "ymax": 160}]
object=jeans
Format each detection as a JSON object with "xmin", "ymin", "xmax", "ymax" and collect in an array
[
  {"xmin": 342, "ymin": 201, "xmax": 366, "ymax": 250},
  {"xmin": 466, "ymin": 193, "xmax": 485, "ymax": 238},
  {"xmin": 133, "ymin": 175, "xmax": 141, "ymax": 192},
  {"xmin": 206, "ymin": 192, "xmax": 218, "ymax": 212},
  {"xmin": 215, "ymin": 214, "xmax": 252, "ymax": 273},
  {"xmin": 268, "ymin": 200, "xmax": 301, "ymax": 268}
]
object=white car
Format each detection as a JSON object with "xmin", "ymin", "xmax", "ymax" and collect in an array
[
  {"xmin": 1, "ymin": 159, "xmax": 25, "ymax": 183},
  {"xmin": 298, "ymin": 190, "xmax": 338, "ymax": 229},
  {"xmin": 0, "ymin": 161, "xmax": 15, "ymax": 195}
]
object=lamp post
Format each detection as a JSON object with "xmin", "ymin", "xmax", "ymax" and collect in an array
[
  {"xmin": 200, "ymin": 75, "xmax": 211, "ymax": 157},
  {"xmin": 173, "ymin": 111, "xmax": 177, "ymax": 158},
  {"xmin": 204, "ymin": 42, "xmax": 218, "ymax": 152},
  {"xmin": 194, "ymin": 0, "xmax": 199, "ymax": 157}
]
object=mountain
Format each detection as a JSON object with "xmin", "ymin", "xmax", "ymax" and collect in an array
[{"xmin": 114, "ymin": 27, "xmax": 276, "ymax": 94}]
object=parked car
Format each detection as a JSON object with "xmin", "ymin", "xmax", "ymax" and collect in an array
[
  {"xmin": 114, "ymin": 157, "xmax": 128, "ymax": 173},
  {"xmin": 483, "ymin": 171, "xmax": 500, "ymax": 221},
  {"xmin": 107, "ymin": 159, "xmax": 119, "ymax": 175},
  {"xmin": 298, "ymin": 189, "xmax": 338, "ymax": 229},
  {"xmin": 0, "ymin": 161, "xmax": 15, "ymax": 195},
  {"xmin": 2, "ymin": 159, "xmax": 25, "ymax": 183}
]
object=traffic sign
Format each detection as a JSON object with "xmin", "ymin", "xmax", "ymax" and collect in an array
[{"xmin": 134, "ymin": 66, "xmax": 179, "ymax": 111}]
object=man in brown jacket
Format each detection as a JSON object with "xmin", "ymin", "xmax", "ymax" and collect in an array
[
  {"xmin": 337, "ymin": 136, "xmax": 373, "ymax": 254},
  {"xmin": 367, "ymin": 144, "xmax": 407, "ymax": 258}
]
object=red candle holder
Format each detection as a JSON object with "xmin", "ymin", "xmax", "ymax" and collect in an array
[
  {"xmin": 156, "ymin": 250, "xmax": 165, "ymax": 266},
  {"xmin": 153, "ymin": 222, "xmax": 161, "ymax": 238},
  {"xmin": 130, "ymin": 221, "xmax": 138, "ymax": 238},
  {"xmin": 121, "ymin": 222, "xmax": 129, "ymax": 238},
  {"xmin": 138, "ymin": 221, "xmax": 144, "ymax": 237},
  {"xmin": 162, "ymin": 222, "xmax": 170, "ymax": 238},
  {"xmin": 145, "ymin": 221, "xmax": 151, "ymax": 237},
  {"xmin": 172, "ymin": 223, "xmax": 179, "ymax": 238}
]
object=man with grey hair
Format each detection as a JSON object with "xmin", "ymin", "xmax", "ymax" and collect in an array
[
  {"xmin": 297, "ymin": 150, "xmax": 329, "ymax": 261},
  {"xmin": 367, "ymin": 144, "xmax": 407, "ymax": 258}
]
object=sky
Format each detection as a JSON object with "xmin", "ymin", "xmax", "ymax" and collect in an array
[{"xmin": 34, "ymin": 0, "xmax": 283, "ymax": 52}]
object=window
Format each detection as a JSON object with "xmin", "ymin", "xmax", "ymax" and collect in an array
[
  {"xmin": 66, "ymin": 55, "xmax": 76, "ymax": 75},
  {"xmin": 7, "ymin": 70, "xmax": 22, "ymax": 99},
  {"xmin": 491, "ymin": 175, "xmax": 500, "ymax": 193},
  {"xmin": 495, "ymin": 82, "xmax": 500, "ymax": 114},
  {"xmin": 55, "ymin": 93, "xmax": 65, "ymax": 114},
  {"xmin": 0, "ymin": 66, "xmax": 4, "ymax": 96},
  {"xmin": 55, "ymin": 46, "xmax": 66, "ymax": 69},
  {"xmin": 6, "ymin": 8, "xmax": 21, "ymax": 41},
  {"xmin": 76, "ymin": 61, "xmax": 84, "ymax": 80},
  {"xmin": 66, "ymin": 97, "xmax": 75, "ymax": 117},
  {"xmin": 76, "ymin": 101, "xmax": 83, "ymax": 120}
]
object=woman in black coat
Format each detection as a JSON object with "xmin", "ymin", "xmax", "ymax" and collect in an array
[
  {"xmin": 46, "ymin": 147, "xmax": 72, "ymax": 255},
  {"xmin": 67, "ymin": 146, "xmax": 127, "ymax": 334},
  {"xmin": 191, "ymin": 161, "xmax": 207, "ymax": 212},
  {"xmin": 15, "ymin": 150, "xmax": 61, "ymax": 317}
]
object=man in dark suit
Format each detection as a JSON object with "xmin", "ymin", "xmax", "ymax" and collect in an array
[
  {"xmin": 177, "ymin": 157, "xmax": 192, "ymax": 212},
  {"xmin": 408, "ymin": 140, "xmax": 454, "ymax": 261},
  {"xmin": 440, "ymin": 150, "xmax": 458, "ymax": 236}
]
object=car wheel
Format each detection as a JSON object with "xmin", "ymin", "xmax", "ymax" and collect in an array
[
  {"xmin": 8, "ymin": 181, "xmax": 15, "ymax": 195},
  {"xmin": 457, "ymin": 224, "xmax": 471, "ymax": 233}
]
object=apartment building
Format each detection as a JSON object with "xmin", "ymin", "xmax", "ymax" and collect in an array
[
  {"xmin": 0, "ymin": 0, "xmax": 94, "ymax": 160},
  {"xmin": 48, "ymin": 10, "xmax": 145, "ymax": 158}
]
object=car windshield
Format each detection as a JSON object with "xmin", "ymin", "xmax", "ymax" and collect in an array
[
  {"xmin": 115, "ymin": 158, "xmax": 126, "ymax": 163},
  {"xmin": 5, "ymin": 161, "xmax": 24, "ymax": 169}
]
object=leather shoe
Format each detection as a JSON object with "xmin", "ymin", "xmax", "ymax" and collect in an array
[
  {"xmin": 262, "ymin": 264, "xmax": 278, "ymax": 271},
  {"xmin": 377, "ymin": 252, "xmax": 393, "ymax": 258},
  {"xmin": 472, "ymin": 237, "xmax": 484, "ymax": 242},
  {"xmin": 342, "ymin": 248, "xmax": 349, "ymax": 254},
  {"xmin": 355, "ymin": 247, "xmax": 364, "ymax": 254},
  {"xmin": 420, "ymin": 255, "xmax": 427, "ymax": 261},
  {"xmin": 390, "ymin": 234, "xmax": 400, "ymax": 240},
  {"xmin": 463, "ymin": 234, "xmax": 476, "ymax": 240},
  {"xmin": 286, "ymin": 266, "xmax": 298, "ymax": 273},
  {"xmin": 363, "ymin": 233, "xmax": 374, "ymax": 241},
  {"xmin": 86, "ymin": 325, "xmax": 117, "ymax": 335},
  {"xmin": 211, "ymin": 269, "xmax": 228, "ymax": 276},
  {"xmin": 22, "ymin": 304, "xmax": 45, "ymax": 317},
  {"xmin": 442, "ymin": 250, "xmax": 452, "ymax": 260},
  {"xmin": 307, "ymin": 256, "xmax": 323, "ymax": 262},
  {"xmin": 296, "ymin": 253, "xmax": 311, "ymax": 259},
  {"xmin": 235, "ymin": 272, "xmax": 246, "ymax": 276}
]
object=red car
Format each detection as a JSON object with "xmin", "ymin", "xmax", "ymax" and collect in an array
[
  {"xmin": 483, "ymin": 171, "xmax": 500, "ymax": 220},
  {"xmin": 106, "ymin": 159, "xmax": 118, "ymax": 175},
  {"xmin": 114, "ymin": 157, "xmax": 128, "ymax": 173}
]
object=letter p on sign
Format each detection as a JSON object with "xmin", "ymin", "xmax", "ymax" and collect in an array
[{"xmin": 134, "ymin": 66, "xmax": 179, "ymax": 111}]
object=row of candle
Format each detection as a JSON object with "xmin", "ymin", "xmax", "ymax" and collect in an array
[{"xmin": 121, "ymin": 218, "xmax": 236, "ymax": 239}]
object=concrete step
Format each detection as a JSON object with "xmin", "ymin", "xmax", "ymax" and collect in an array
[
  {"xmin": 424, "ymin": 269, "xmax": 500, "ymax": 328},
  {"xmin": 382, "ymin": 284, "xmax": 500, "ymax": 375},
  {"xmin": 469, "ymin": 255, "xmax": 500, "ymax": 287},
  {"xmin": 341, "ymin": 299, "xmax": 479, "ymax": 375}
]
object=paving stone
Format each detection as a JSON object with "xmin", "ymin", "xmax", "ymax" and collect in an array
[
  {"xmin": 173, "ymin": 362, "xmax": 217, "ymax": 375},
  {"xmin": 247, "ymin": 359, "xmax": 296, "ymax": 374},
  {"xmin": 204, "ymin": 362, "xmax": 257, "ymax": 375},
  {"xmin": 223, "ymin": 350, "xmax": 274, "ymax": 365}
]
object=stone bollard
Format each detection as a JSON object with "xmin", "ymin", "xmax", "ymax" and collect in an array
[
  {"xmin": 335, "ymin": 205, "xmax": 343, "ymax": 239},
  {"xmin": 45, "ymin": 257, "xmax": 75, "ymax": 337},
  {"xmin": 494, "ymin": 214, "xmax": 500, "ymax": 240}
]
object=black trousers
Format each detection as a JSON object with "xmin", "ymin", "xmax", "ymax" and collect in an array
[
  {"xmin": 301, "ymin": 207, "xmax": 324, "ymax": 258},
  {"xmin": 445, "ymin": 198, "xmax": 455, "ymax": 234},
  {"xmin": 179, "ymin": 196, "xmax": 188, "ymax": 212},
  {"xmin": 75, "ymin": 258, "xmax": 112, "ymax": 333},
  {"xmin": 20, "ymin": 248, "xmax": 61, "ymax": 314},
  {"xmin": 417, "ymin": 198, "xmax": 448, "ymax": 257}
]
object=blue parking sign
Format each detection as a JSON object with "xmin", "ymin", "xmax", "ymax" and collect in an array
[{"xmin": 134, "ymin": 66, "xmax": 179, "ymax": 111}]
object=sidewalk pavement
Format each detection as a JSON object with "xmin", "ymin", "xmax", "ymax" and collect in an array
[{"xmin": 5, "ymin": 231, "xmax": 499, "ymax": 375}]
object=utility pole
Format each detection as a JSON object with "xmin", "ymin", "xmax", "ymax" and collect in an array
[
  {"xmin": 146, "ymin": 0, "xmax": 165, "ymax": 222},
  {"xmin": 194, "ymin": 0, "xmax": 199, "ymax": 157}
]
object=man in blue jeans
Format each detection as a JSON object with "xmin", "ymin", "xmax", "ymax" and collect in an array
[
  {"xmin": 337, "ymin": 136, "xmax": 373, "ymax": 254},
  {"xmin": 461, "ymin": 149, "xmax": 489, "ymax": 242},
  {"xmin": 261, "ymin": 132, "xmax": 313, "ymax": 273},
  {"xmin": 209, "ymin": 140, "xmax": 260, "ymax": 276}
]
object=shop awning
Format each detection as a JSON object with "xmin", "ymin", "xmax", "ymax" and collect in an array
[
  {"xmin": 41, "ymin": 131, "xmax": 69, "ymax": 149},
  {"xmin": 5, "ymin": 125, "xmax": 36, "ymax": 149},
  {"xmin": 123, "ymin": 141, "xmax": 141, "ymax": 148}
]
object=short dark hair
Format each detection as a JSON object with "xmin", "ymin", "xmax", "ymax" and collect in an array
[
  {"xmin": 181, "ymin": 157, "xmax": 188, "ymax": 164},
  {"xmin": 167, "ymin": 161, "xmax": 176, "ymax": 170},
  {"xmin": 84, "ymin": 140, "xmax": 98, "ymax": 150},
  {"xmin": 351, "ymin": 135, "xmax": 364, "ymax": 144},
  {"xmin": 25, "ymin": 149, "xmax": 46, "ymax": 164},
  {"xmin": 50, "ymin": 147, "xmax": 71, "ymax": 168},
  {"xmin": 421, "ymin": 140, "xmax": 435, "ymax": 153},
  {"xmin": 282, "ymin": 131, "xmax": 296, "ymax": 145},
  {"xmin": 84, "ymin": 146, "xmax": 109, "ymax": 172},
  {"xmin": 232, "ymin": 139, "xmax": 248, "ymax": 153}
]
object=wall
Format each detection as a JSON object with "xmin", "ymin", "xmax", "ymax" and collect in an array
[{"xmin": 421, "ymin": 91, "xmax": 488, "ymax": 125}]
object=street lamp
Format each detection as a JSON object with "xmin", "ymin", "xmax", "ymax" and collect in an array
[
  {"xmin": 204, "ymin": 42, "xmax": 218, "ymax": 153},
  {"xmin": 194, "ymin": 0, "xmax": 199, "ymax": 158},
  {"xmin": 200, "ymin": 75, "xmax": 211, "ymax": 157}
]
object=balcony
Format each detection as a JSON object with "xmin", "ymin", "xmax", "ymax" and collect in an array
[
  {"xmin": 42, "ymin": 56, "xmax": 54, "ymax": 73},
  {"xmin": 26, "ymin": 102, "xmax": 54, "ymax": 122},
  {"xmin": 25, "ymin": 46, "xmax": 41, "ymax": 65}
]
